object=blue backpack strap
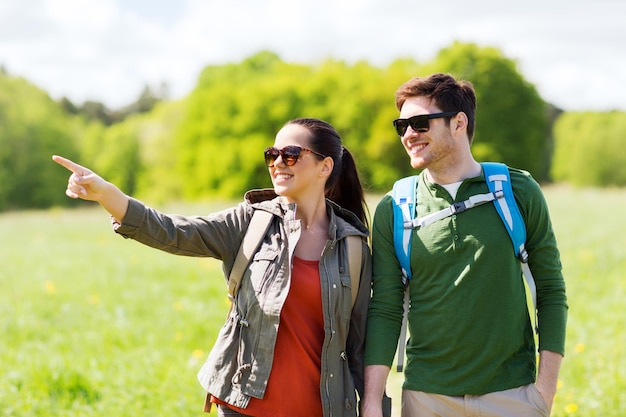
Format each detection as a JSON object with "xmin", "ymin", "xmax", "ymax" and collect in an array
[
  {"xmin": 482, "ymin": 162, "xmax": 538, "ymax": 333},
  {"xmin": 481, "ymin": 162, "xmax": 526, "ymax": 260},
  {"xmin": 391, "ymin": 175, "xmax": 418, "ymax": 372},
  {"xmin": 391, "ymin": 175, "xmax": 419, "ymax": 285}
]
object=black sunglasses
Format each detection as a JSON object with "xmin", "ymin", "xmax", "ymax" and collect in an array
[
  {"xmin": 393, "ymin": 111, "xmax": 459, "ymax": 137},
  {"xmin": 264, "ymin": 145, "xmax": 327, "ymax": 167}
]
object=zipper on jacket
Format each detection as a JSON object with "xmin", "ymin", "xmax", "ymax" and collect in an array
[{"xmin": 322, "ymin": 240, "xmax": 335, "ymax": 417}]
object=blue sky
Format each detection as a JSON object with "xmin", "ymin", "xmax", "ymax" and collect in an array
[{"xmin": 1, "ymin": 0, "xmax": 624, "ymax": 111}]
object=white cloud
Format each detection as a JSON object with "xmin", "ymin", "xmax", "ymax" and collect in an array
[
  {"xmin": 44, "ymin": 0, "xmax": 117, "ymax": 30},
  {"xmin": 0, "ymin": 0, "xmax": 624, "ymax": 110}
]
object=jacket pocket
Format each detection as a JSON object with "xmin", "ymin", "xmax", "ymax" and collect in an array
[
  {"xmin": 248, "ymin": 244, "xmax": 280, "ymax": 294},
  {"xmin": 339, "ymin": 272, "xmax": 353, "ymax": 319}
]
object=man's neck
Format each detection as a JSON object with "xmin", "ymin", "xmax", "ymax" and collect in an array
[{"xmin": 424, "ymin": 159, "xmax": 482, "ymax": 185}]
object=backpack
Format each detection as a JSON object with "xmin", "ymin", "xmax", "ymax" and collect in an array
[
  {"xmin": 227, "ymin": 209, "xmax": 363, "ymax": 309},
  {"xmin": 391, "ymin": 162, "xmax": 537, "ymax": 372}
]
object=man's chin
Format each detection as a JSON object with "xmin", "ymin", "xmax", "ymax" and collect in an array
[{"xmin": 409, "ymin": 158, "xmax": 426, "ymax": 170}]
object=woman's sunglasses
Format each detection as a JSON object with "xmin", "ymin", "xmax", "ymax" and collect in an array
[
  {"xmin": 393, "ymin": 111, "xmax": 459, "ymax": 137},
  {"xmin": 264, "ymin": 145, "xmax": 327, "ymax": 167}
]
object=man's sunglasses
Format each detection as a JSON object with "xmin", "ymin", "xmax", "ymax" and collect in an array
[
  {"xmin": 264, "ymin": 145, "xmax": 327, "ymax": 167},
  {"xmin": 393, "ymin": 111, "xmax": 459, "ymax": 137}
]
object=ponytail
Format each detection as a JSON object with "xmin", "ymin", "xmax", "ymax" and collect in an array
[{"xmin": 325, "ymin": 147, "xmax": 369, "ymax": 228}]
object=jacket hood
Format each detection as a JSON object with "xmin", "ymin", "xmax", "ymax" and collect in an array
[{"xmin": 243, "ymin": 188, "xmax": 369, "ymax": 240}]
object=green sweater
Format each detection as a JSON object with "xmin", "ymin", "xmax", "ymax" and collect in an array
[{"xmin": 364, "ymin": 168, "xmax": 567, "ymax": 395}]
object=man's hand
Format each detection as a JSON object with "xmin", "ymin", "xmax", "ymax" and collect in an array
[
  {"xmin": 362, "ymin": 365, "xmax": 391, "ymax": 417},
  {"xmin": 535, "ymin": 350, "xmax": 563, "ymax": 414}
]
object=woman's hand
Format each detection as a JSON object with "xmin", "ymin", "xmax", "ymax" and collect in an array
[
  {"xmin": 52, "ymin": 155, "xmax": 110, "ymax": 201},
  {"xmin": 52, "ymin": 155, "xmax": 130, "ymax": 221}
]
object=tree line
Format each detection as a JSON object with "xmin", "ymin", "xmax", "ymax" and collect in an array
[{"xmin": 0, "ymin": 42, "xmax": 624, "ymax": 212}]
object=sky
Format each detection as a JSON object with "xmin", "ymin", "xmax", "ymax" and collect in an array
[{"xmin": 1, "ymin": 0, "xmax": 624, "ymax": 111}]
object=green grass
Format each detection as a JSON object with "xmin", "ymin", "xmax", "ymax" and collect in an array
[{"xmin": 0, "ymin": 186, "xmax": 624, "ymax": 416}]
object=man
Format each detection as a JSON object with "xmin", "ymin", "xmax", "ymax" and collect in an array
[{"xmin": 362, "ymin": 73, "xmax": 567, "ymax": 417}]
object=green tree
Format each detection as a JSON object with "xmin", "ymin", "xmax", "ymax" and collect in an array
[
  {"xmin": 174, "ymin": 51, "xmax": 310, "ymax": 199},
  {"xmin": 173, "ymin": 53, "xmax": 426, "ymax": 196},
  {"xmin": 0, "ymin": 74, "xmax": 80, "ymax": 210},
  {"xmin": 166, "ymin": 45, "xmax": 555, "ymax": 199},
  {"xmin": 119, "ymin": 84, "xmax": 162, "ymax": 115},
  {"xmin": 425, "ymin": 42, "xmax": 550, "ymax": 179},
  {"xmin": 79, "ymin": 119, "xmax": 140, "ymax": 196},
  {"xmin": 295, "ymin": 59, "xmax": 400, "ymax": 190},
  {"xmin": 133, "ymin": 99, "xmax": 187, "ymax": 204},
  {"xmin": 1, "ymin": 43, "xmax": 571, "ymax": 211},
  {"xmin": 552, "ymin": 111, "xmax": 626, "ymax": 187},
  {"xmin": 358, "ymin": 58, "xmax": 426, "ymax": 189},
  {"xmin": 79, "ymin": 101, "xmax": 119, "ymax": 125}
]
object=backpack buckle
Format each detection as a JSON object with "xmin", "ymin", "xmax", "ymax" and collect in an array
[
  {"xmin": 451, "ymin": 201, "xmax": 467, "ymax": 214},
  {"xmin": 519, "ymin": 246, "xmax": 529, "ymax": 263}
]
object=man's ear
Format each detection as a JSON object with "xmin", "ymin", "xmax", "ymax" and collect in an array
[{"xmin": 452, "ymin": 112, "xmax": 468, "ymax": 135}]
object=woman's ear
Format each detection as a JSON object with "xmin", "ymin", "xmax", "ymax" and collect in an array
[{"xmin": 319, "ymin": 156, "xmax": 334, "ymax": 179}]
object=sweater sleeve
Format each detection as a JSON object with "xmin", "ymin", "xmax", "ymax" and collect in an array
[
  {"xmin": 512, "ymin": 170, "xmax": 568, "ymax": 355},
  {"xmin": 364, "ymin": 195, "xmax": 407, "ymax": 367}
]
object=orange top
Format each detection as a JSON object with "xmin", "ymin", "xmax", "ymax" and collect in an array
[{"xmin": 213, "ymin": 256, "xmax": 324, "ymax": 417}]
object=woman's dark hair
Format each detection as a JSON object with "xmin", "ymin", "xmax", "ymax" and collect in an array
[{"xmin": 285, "ymin": 118, "xmax": 369, "ymax": 228}]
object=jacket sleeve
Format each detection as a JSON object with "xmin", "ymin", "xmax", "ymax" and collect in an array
[{"xmin": 112, "ymin": 197, "xmax": 251, "ymax": 271}]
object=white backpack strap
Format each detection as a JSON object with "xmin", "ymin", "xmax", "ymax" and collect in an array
[
  {"xmin": 227, "ymin": 210, "xmax": 274, "ymax": 300},
  {"xmin": 522, "ymin": 262, "xmax": 538, "ymax": 334},
  {"xmin": 396, "ymin": 287, "xmax": 410, "ymax": 372},
  {"xmin": 346, "ymin": 235, "xmax": 363, "ymax": 310},
  {"xmin": 407, "ymin": 191, "xmax": 502, "ymax": 229}
]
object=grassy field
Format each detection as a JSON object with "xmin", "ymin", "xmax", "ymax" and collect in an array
[{"xmin": 0, "ymin": 185, "xmax": 624, "ymax": 416}]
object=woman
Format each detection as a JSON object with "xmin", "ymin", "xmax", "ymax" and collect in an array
[{"xmin": 53, "ymin": 118, "xmax": 371, "ymax": 417}]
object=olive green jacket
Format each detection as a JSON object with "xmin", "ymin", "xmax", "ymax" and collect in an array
[{"xmin": 113, "ymin": 189, "xmax": 371, "ymax": 416}]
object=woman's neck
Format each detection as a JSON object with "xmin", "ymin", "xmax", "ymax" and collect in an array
[
  {"xmin": 295, "ymin": 198, "xmax": 328, "ymax": 230},
  {"xmin": 290, "ymin": 197, "xmax": 330, "ymax": 260}
]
